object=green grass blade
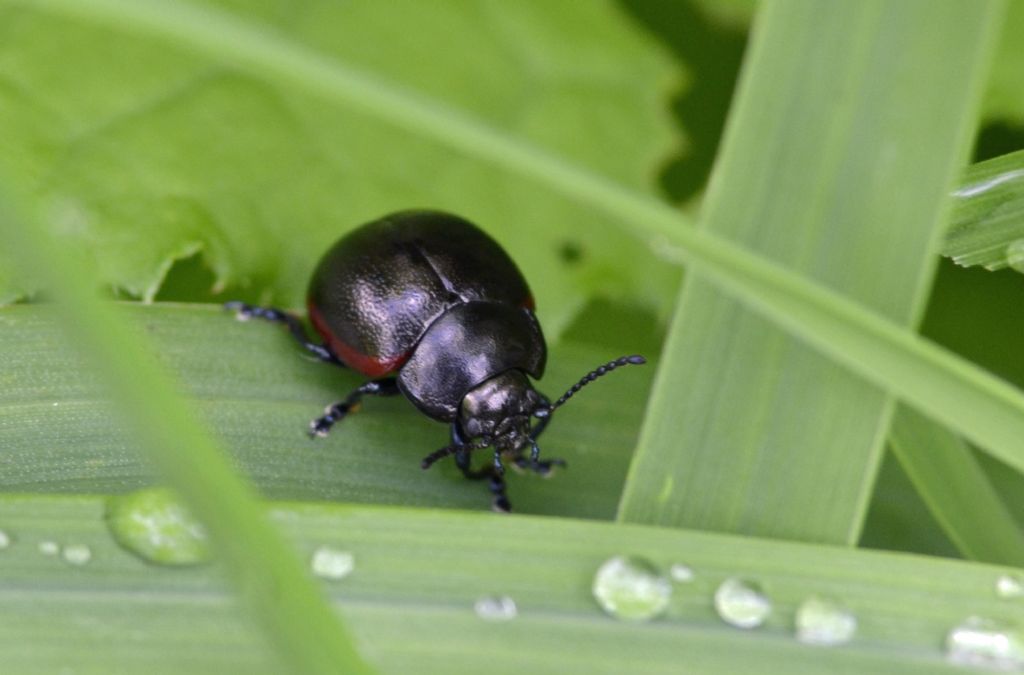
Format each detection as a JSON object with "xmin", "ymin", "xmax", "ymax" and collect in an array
[
  {"xmin": 1, "ymin": 494, "xmax": 1021, "ymax": 674},
  {"xmin": 0, "ymin": 195, "xmax": 370, "ymax": 673},
  {"xmin": 889, "ymin": 407, "xmax": 1024, "ymax": 566},
  {"xmin": 0, "ymin": 303, "xmax": 652, "ymax": 518},
  {"xmin": 944, "ymin": 149, "xmax": 1024, "ymax": 269},
  {"xmin": 618, "ymin": 1, "xmax": 1003, "ymax": 542}
]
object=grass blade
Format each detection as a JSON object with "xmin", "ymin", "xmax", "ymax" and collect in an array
[
  {"xmin": 0, "ymin": 303, "xmax": 652, "ymax": 518},
  {"xmin": 944, "ymin": 148, "xmax": 1024, "ymax": 269},
  {"xmin": 618, "ymin": 1, "xmax": 1003, "ymax": 542},
  {"xmin": 0, "ymin": 193, "xmax": 371, "ymax": 673},
  {"xmin": 889, "ymin": 407, "xmax": 1024, "ymax": 566},
  {"xmin": 1, "ymin": 494, "xmax": 1022, "ymax": 674}
]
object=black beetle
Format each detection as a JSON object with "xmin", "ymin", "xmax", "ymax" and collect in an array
[{"xmin": 227, "ymin": 210, "xmax": 644, "ymax": 511}]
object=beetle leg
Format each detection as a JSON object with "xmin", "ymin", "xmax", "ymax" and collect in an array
[
  {"xmin": 225, "ymin": 301, "xmax": 343, "ymax": 366},
  {"xmin": 517, "ymin": 404, "xmax": 566, "ymax": 476},
  {"xmin": 310, "ymin": 378, "xmax": 400, "ymax": 437},
  {"xmin": 451, "ymin": 430, "xmax": 512, "ymax": 513}
]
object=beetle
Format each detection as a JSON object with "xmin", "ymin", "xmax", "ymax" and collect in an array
[{"xmin": 226, "ymin": 210, "xmax": 644, "ymax": 511}]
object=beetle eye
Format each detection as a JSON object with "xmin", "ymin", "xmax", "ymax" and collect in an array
[{"xmin": 533, "ymin": 407, "xmax": 551, "ymax": 419}]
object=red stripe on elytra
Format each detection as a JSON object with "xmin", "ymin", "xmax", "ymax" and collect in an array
[{"xmin": 308, "ymin": 302, "xmax": 410, "ymax": 378}]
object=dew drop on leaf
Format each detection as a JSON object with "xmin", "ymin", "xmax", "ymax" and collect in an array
[
  {"xmin": 996, "ymin": 573, "xmax": 1024, "ymax": 600},
  {"xmin": 62, "ymin": 544, "xmax": 92, "ymax": 566},
  {"xmin": 714, "ymin": 578, "xmax": 771, "ymax": 629},
  {"xmin": 669, "ymin": 563, "xmax": 695, "ymax": 583},
  {"xmin": 310, "ymin": 546, "xmax": 355, "ymax": 580},
  {"xmin": 946, "ymin": 616, "xmax": 1024, "ymax": 670},
  {"xmin": 474, "ymin": 595, "xmax": 518, "ymax": 621},
  {"xmin": 592, "ymin": 555, "xmax": 671, "ymax": 622},
  {"xmin": 105, "ymin": 488, "xmax": 210, "ymax": 566},
  {"xmin": 795, "ymin": 595, "xmax": 857, "ymax": 646}
]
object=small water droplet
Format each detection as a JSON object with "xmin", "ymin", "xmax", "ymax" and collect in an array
[
  {"xmin": 1006, "ymin": 240, "xmax": 1024, "ymax": 274},
  {"xmin": 669, "ymin": 563, "xmax": 695, "ymax": 583},
  {"xmin": 310, "ymin": 546, "xmax": 355, "ymax": 580},
  {"xmin": 714, "ymin": 578, "xmax": 771, "ymax": 629},
  {"xmin": 795, "ymin": 595, "xmax": 857, "ymax": 646},
  {"xmin": 38, "ymin": 540, "xmax": 59, "ymax": 556},
  {"xmin": 105, "ymin": 488, "xmax": 209, "ymax": 566},
  {"xmin": 474, "ymin": 595, "xmax": 518, "ymax": 621},
  {"xmin": 62, "ymin": 544, "xmax": 92, "ymax": 566},
  {"xmin": 947, "ymin": 616, "xmax": 1024, "ymax": 670},
  {"xmin": 592, "ymin": 555, "xmax": 671, "ymax": 622},
  {"xmin": 997, "ymin": 573, "xmax": 1024, "ymax": 600},
  {"xmin": 0, "ymin": 529, "xmax": 11, "ymax": 550}
]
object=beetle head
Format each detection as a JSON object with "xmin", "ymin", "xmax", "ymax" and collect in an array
[
  {"xmin": 420, "ymin": 355, "xmax": 646, "ymax": 472},
  {"xmin": 458, "ymin": 370, "xmax": 543, "ymax": 452}
]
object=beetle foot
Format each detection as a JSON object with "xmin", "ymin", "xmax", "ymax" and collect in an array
[
  {"xmin": 513, "ymin": 456, "xmax": 567, "ymax": 477},
  {"xmin": 491, "ymin": 495, "xmax": 512, "ymax": 513},
  {"xmin": 308, "ymin": 416, "xmax": 334, "ymax": 438}
]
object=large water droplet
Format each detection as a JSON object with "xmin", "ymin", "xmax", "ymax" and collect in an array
[
  {"xmin": 1006, "ymin": 240, "xmax": 1024, "ymax": 274},
  {"xmin": 996, "ymin": 573, "xmax": 1024, "ymax": 600},
  {"xmin": 310, "ymin": 546, "xmax": 355, "ymax": 580},
  {"xmin": 62, "ymin": 544, "xmax": 92, "ymax": 566},
  {"xmin": 669, "ymin": 563, "xmax": 695, "ymax": 583},
  {"xmin": 795, "ymin": 595, "xmax": 857, "ymax": 646},
  {"xmin": 474, "ymin": 595, "xmax": 518, "ymax": 621},
  {"xmin": 947, "ymin": 616, "xmax": 1024, "ymax": 670},
  {"xmin": 714, "ymin": 578, "xmax": 771, "ymax": 629},
  {"xmin": 106, "ymin": 488, "xmax": 210, "ymax": 566},
  {"xmin": 38, "ymin": 540, "xmax": 59, "ymax": 556},
  {"xmin": 0, "ymin": 529, "xmax": 11, "ymax": 550},
  {"xmin": 592, "ymin": 555, "xmax": 671, "ymax": 622}
]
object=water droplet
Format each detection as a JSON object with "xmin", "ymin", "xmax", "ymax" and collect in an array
[
  {"xmin": 795, "ymin": 595, "xmax": 857, "ymax": 646},
  {"xmin": 714, "ymin": 578, "xmax": 771, "ymax": 629},
  {"xmin": 669, "ymin": 563, "xmax": 695, "ymax": 583},
  {"xmin": 105, "ymin": 488, "xmax": 209, "ymax": 566},
  {"xmin": 996, "ymin": 573, "xmax": 1024, "ymax": 599},
  {"xmin": 0, "ymin": 529, "xmax": 11, "ymax": 549},
  {"xmin": 62, "ymin": 544, "xmax": 92, "ymax": 566},
  {"xmin": 946, "ymin": 616, "xmax": 1024, "ymax": 670},
  {"xmin": 474, "ymin": 595, "xmax": 518, "ymax": 621},
  {"xmin": 38, "ymin": 540, "xmax": 59, "ymax": 556},
  {"xmin": 592, "ymin": 555, "xmax": 671, "ymax": 622},
  {"xmin": 1006, "ymin": 240, "xmax": 1024, "ymax": 274},
  {"xmin": 310, "ymin": 546, "xmax": 355, "ymax": 580}
]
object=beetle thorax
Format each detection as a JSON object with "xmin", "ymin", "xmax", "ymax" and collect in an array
[{"xmin": 458, "ymin": 370, "xmax": 543, "ymax": 451}]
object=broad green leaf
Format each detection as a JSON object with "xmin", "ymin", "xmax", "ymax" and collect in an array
[
  {"xmin": 889, "ymin": 407, "xmax": 1024, "ymax": 566},
  {"xmin": 618, "ymin": 1, "xmax": 1002, "ymax": 543},
  {"xmin": 0, "ymin": 303, "xmax": 653, "ymax": 518},
  {"xmin": 0, "ymin": 0, "xmax": 681, "ymax": 332},
  {"xmin": 1, "ymin": 494, "xmax": 1022, "ymax": 674},
  {"xmin": 0, "ymin": 194, "xmax": 370, "ymax": 673},
  {"xmin": 943, "ymin": 149, "xmax": 1024, "ymax": 270}
]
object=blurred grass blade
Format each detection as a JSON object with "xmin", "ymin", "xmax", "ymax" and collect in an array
[
  {"xmin": 2, "ymin": 495, "xmax": 1023, "ymax": 674},
  {"xmin": 0, "ymin": 193, "xmax": 371, "ymax": 673},
  {"xmin": 618, "ymin": 1, "xmax": 1002, "ymax": 543},
  {"xmin": 944, "ymin": 148, "xmax": 1024, "ymax": 269},
  {"xmin": 889, "ymin": 407, "xmax": 1024, "ymax": 566}
]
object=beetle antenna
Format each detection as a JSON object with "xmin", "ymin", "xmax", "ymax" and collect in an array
[
  {"xmin": 421, "ymin": 439, "xmax": 490, "ymax": 470},
  {"xmin": 540, "ymin": 354, "xmax": 646, "ymax": 414}
]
